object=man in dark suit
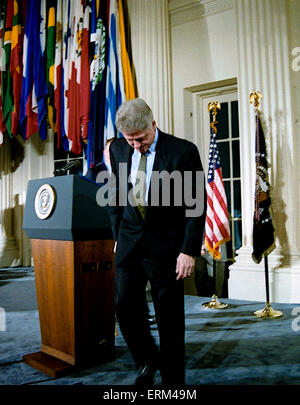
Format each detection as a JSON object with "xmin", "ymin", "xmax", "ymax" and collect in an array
[{"xmin": 109, "ymin": 98, "xmax": 206, "ymax": 385}]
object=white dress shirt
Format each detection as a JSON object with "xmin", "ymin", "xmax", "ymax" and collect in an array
[{"xmin": 130, "ymin": 128, "xmax": 158, "ymax": 204}]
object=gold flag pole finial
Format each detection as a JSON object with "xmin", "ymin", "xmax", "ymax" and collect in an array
[
  {"xmin": 249, "ymin": 91, "xmax": 262, "ymax": 111},
  {"xmin": 208, "ymin": 101, "xmax": 221, "ymax": 122}
]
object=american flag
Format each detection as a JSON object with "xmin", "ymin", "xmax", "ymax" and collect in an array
[{"xmin": 205, "ymin": 122, "xmax": 231, "ymax": 260}]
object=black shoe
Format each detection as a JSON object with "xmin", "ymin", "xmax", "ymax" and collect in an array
[{"xmin": 134, "ymin": 364, "xmax": 157, "ymax": 386}]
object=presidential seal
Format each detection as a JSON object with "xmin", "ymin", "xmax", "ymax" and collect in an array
[{"xmin": 34, "ymin": 184, "xmax": 56, "ymax": 220}]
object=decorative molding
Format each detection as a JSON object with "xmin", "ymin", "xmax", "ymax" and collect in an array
[
  {"xmin": 169, "ymin": 0, "xmax": 234, "ymax": 26},
  {"xmin": 228, "ymin": 246, "xmax": 300, "ymax": 303},
  {"xmin": 183, "ymin": 78, "xmax": 237, "ymax": 166},
  {"xmin": 230, "ymin": 245, "xmax": 300, "ymax": 273},
  {"xmin": 185, "ymin": 77, "xmax": 237, "ymax": 94}
]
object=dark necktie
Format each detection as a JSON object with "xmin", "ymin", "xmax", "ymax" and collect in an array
[{"xmin": 133, "ymin": 152, "xmax": 147, "ymax": 219}]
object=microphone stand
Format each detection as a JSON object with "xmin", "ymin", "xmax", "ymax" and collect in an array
[{"xmin": 54, "ymin": 160, "xmax": 81, "ymax": 176}]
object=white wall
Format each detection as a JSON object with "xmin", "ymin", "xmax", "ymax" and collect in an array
[
  {"xmin": 127, "ymin": 0, "xmax": 173, "ymax": 134},
  {"xmin": 169, "ymin": 0, "xmax": 238, "ymax": 140},
  {"xmin": 0, "ymin": 130, "xmax": 53, "ymax": 267}
]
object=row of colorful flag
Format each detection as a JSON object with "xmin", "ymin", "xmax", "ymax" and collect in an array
[{"xmin": 0, "ymin": 0, "xmax": 136, "ymax": 167}]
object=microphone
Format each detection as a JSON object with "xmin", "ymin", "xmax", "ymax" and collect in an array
[{"xmin": 54, "ymin": 160, "xmax": 81, "ymax": 176}]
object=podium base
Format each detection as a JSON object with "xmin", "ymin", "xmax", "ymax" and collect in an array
[{"xmin": 23, "ymin": 352, "xmax": 75, "ymax": 378}]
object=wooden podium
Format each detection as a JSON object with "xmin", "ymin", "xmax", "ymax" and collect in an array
[{"xmin": 22, "ymin": 175, "xmax": 115, "ymax": 377}]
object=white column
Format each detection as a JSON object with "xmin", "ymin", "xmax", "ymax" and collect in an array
[
  {"xmin": 127, "ymin": 0, "xmax": 173, "ymax": 133},
  {"xmin": 287, "ymin": 0, "xmax": 300, "ymax": 249},
  {"xmin": 0, "ymin": 137, "xmax": 20, "ymax": 267},
  {"xmin": 12, "ymin": 132, "xmax": 54, "ymax": 267},
  {"xmin": 0, "ymin": 131, "xmax": 54, "ymax": 268},
  {"xmin": 229, "ymin": 0, "xmax": 300, "ymax": 303}
]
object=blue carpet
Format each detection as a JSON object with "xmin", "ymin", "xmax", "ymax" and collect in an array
[{"xmin": 1, "ymin": 267, "xmax": 300, "ymax": 391}]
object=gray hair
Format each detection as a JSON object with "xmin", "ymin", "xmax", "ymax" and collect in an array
[{"xmin": 115, "ymin": 98, "xmax": 153, "ymax": 133}]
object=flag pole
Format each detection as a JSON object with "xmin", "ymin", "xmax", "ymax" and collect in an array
[
  {"xmin": 253, "ymin": 254, "xmax": 282, "ymax": 318},
  {"xmin": 250, "ymin": 91, "xmax": 282, "ymax": 319},
  {"xmin": 202, "ymin": 101, "xmax": 228, "ymax": 310},
  {"xmin": 202, "ymin": 259, "xmax": 228, "ymax": 309}
]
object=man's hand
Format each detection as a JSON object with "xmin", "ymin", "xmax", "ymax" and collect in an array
[{"xmin": 175, "ymin": 253, "xmax": 195, "ymax": 280}]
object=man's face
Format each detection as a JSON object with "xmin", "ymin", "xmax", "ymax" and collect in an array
[{"xmin": 122, "ymin": 121, "xmax": 156, "ymax": 154}]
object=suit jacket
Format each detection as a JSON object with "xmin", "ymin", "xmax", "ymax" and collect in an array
[{"xmin": 109, "ymin": 129, "xmax": 207, "ymax": 267}]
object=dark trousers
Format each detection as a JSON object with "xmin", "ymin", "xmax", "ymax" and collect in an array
[{"xmin": 114, "ymin": 238, "xmax": 185, "ymax": 385}]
